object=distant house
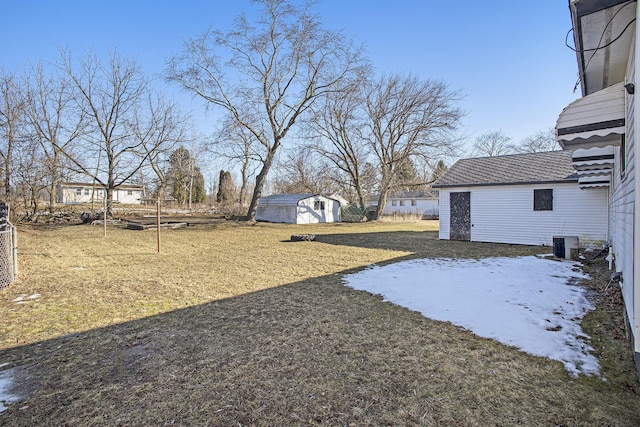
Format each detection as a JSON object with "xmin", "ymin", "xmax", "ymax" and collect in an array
[
  {"xmin": 383, "ymin": 191, "xmax": 439, "ymax": 218},
  {"xmin": 57, "ymin": 182, "xmax": 144, "ymax": 205},
  {"xmin": 555, "ymin": 0, "xmax": 640, "ymax": 378},
  {"xmin": 255, "ymin": 194, "xmax": 340, "ymax": 224},
  {"xmin": 433, "ymin": 151, "xmax": 608, "ymax": 246}
]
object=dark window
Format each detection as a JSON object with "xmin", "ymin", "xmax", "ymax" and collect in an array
[
  {"xmin": 533, "ymin": 189, "xmax": 553, "ymax": 211},
  {"xmin": 314, "ymin": 201, "xmax": 325, "ymax": 210}
]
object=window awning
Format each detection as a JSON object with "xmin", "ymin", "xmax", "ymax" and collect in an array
[
  {"xmin": 556, "ymin": 82, "xmax": 625, "ymax": 148},
  {"xmin": 572, "ymin": 145, "xmax": 615, "ymax": 189}
]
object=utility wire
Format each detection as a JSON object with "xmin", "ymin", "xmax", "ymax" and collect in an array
[{"xmin": 565, "ymin": 0, "xmax": 637, "ymax": 92}]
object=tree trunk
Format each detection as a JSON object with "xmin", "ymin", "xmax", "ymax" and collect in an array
[
  {"xmin": 157, "ymin": 184, "xmax": 166, "ymax": 208},
  {"xmin": 4, "ymin": 141, "xmax": 11, "ymax": 201},
  {"xmin": 354, "ymin": 177, "xmax": 366, "ymax": 210},
  {"xmin": 188, "ymin": 174, "xmax": 193, "ymax": 210},
  {"xmin": 239, "ymin": 161, "xmax": 248, "ymax": 206},
  {"xmin": 246, "ymin": 149, "xmax": 277, "ymax": 220},
  {"xmin": 30, "ymin": 186, "xmax": 38, "ymax": 216},
  {"xmin": 49, "ymin": 162, "xmax": 59, "ymax": 214},
  {"xmin": 49, "ymin": 183, "xmax": 57, "ymax": 214},
  {"xmin": 106, "ymin": 187, "xmax": 114, "ymax": 218},
  {"xmin": 375, "ymin": 174, "xmax": 392, "ymax": 219},
  {"xmin": 376, "ymin": 190, "xmax": 388, "ymax": 220}
]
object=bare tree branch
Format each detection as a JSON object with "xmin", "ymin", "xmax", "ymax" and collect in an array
[{"xmin": 166, "ymin": 0, "xmax": 367, "ymax": 219}]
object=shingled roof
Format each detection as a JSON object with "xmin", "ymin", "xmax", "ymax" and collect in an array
[{"xmin": 432, "ymin": 151, "xmax": 577, "ymax": 188}]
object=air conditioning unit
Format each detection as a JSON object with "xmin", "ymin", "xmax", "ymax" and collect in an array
[{"xmin": 553, "ymin": 236, "xmax": 579, "ymax": 259}]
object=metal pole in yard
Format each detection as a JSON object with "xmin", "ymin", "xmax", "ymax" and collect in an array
[
  {"xmin": 11, "ymin": 222, "xmax": 17, "ymax": 278},
  {"xmin": 103, "ymin": 191, "xmax": 107, "ymax": 238},
  {"xmin": 156, "ymin": 197, "xmax": 161, "ymax": 253}
]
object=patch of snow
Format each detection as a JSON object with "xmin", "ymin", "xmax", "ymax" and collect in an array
[
  {"xmin": 12, "ymin": 294, "xmax": 40, "ymax": 304},
  {"xmin": 11, "ymin": 295, "xmax": 26, "ymax": 303},
  {"xmin": 536, "ymin": 253, "xmax": 555, "ymax": 258},
  {"xmin": 0, "ymin": 368, "xmax": 19, "ymax": 413},
  {"xmin": 343, "ymin": 256, "xmax": 599, "ymax": 377}
]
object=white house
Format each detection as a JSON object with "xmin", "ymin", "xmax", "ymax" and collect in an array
[
  {"xmin": 382, "ymin": 191, "xmax": 439, "ymax": 218},
  {"xmin": 433, "ymin": 151, "xmax": 609, "ymax": 246},
  {"xmin": 57, "ymin": 182, "xmax": 144, "ymax": 205},
  {"xmin": 255, "ymin": 194, "xmax": 341, "ymax": 224},
  {"xmin": 555, "ymin": 0, "xmax": 640, "ymax": 377}
]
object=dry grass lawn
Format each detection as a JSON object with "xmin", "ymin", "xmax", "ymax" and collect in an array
[{"xmin": 0, "ymin": 219, "xmax": 638, "ymax": 426}]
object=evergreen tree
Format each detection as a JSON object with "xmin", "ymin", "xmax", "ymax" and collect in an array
[
  {"xmin": 167, "ymin": 146, "xmax": 205, "ymax": 205},
  {"xmin": 216, "ymin": 170, "xmax": 235, "ymax": 204}
]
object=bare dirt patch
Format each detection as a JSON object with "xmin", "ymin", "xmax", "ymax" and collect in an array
[{"xmin": 0, "ymin": 220, "xmax": 638, "ymax": 425}]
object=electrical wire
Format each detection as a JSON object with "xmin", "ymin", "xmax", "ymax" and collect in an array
[
  {"xmin": 565, "ymin": 17, "xmax": 636, "ymax": 53},
  {"xmin": 565, "ymin": 0, "xmax": 637, "ymax": 92}
]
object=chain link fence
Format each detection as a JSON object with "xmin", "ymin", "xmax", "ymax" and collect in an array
[
  {"xmin": 341, "ymin": 205, "xmax": 374, "ymax": 222},
  {"xmin": 0, "ymin": 221, "xmax": 17, "ymax": 289}
]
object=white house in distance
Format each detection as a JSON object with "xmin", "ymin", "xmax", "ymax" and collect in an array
[
  {"xmin": 433, "ymin": 151, "xmax": 608, "ymax": 246},
  {"xmin": 57, "ymin": 182, "xmax": 144, "ymax": 205},
  {"xmin": 555, "ymin": 0, "xmax": 640, "ymax": 377},
  {"xmin": 255, "ymin": 193, "xmax": 340, "ymax": 224},
  {"xmin": 382, "ymin": 191, "xmax": 439, "ymax": 218}
]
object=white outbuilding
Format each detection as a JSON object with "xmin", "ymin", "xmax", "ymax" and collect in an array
[
  {"xmin": 433, "ymin": 151, "xmax": 609, "ymax": 247},
  {"xmin": 255, "ymin": 194, "xmax": 341, "ymax": 224}
]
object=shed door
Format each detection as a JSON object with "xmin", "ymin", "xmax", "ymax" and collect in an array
[{"xmin": 450, "ymin": 192, "xmax": 471, "ymax": 241}]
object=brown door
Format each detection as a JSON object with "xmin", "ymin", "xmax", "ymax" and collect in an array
[{"xmin": 449, "ymin": 192, "xmax": 471, "ymax": 241}]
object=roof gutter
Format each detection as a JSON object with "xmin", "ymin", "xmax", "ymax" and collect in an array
[{"xmin": 433, "ymin": 179, "xmax": 579, "ymax": 189}]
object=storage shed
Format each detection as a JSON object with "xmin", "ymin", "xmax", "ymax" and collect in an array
[
  {"xmin": 255, "ymin": 194, "xmax": 341, "ymax": 224},
  {"xmin": 433, "ymin": 151, "xmax": 608, "ymax": 246}
]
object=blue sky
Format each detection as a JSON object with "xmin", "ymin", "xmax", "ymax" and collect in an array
[{"xmin": 3, "ymin": 0, "xmax": 579, "ymax": 153}]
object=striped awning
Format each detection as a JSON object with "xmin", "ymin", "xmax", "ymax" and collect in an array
[
  {"xmin": 556, "ymin": 82, "xmax": 625, "ymax": 148},
  {"xmin": 572, "ymin": 146, "xmax": 615, "ymax": 188}
]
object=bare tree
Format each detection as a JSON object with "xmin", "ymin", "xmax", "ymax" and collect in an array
[
  {"xmin": 13, "ymin": 139, "xmax": 49, "ymax": 216},
  {"xmin": 59, "ymin": 50, "xmax": 161, "ymax": 216},
  {"xmin": 364, "ymin": 74, "xmax": 463, "ymax": 217},
  {"xmin": 215, "ymin": 117, "xmax": 262, "ymax": 207},
  {"xmin": 24, "ymin": 61, "xmax": 86, "ymax": 213},
  {"xmin": 134, "ymin": 94, "xmax": 189, "ymax": 207},
  {"xmin": 516, "ymin": 128, "xmax": 560, "ymax": 153},
  {"xmin": 0, "ymin": 69, "xmax": 26, "ymax": 202},
  {"xmin": 272, "ymin": 146, "xmax": 337, "ymax": 195},
  {"xmin": 470, "ymin": 130, "xmax": 515, "ymax": 157},
  {"xmin": 166, "ymin": 0, "xmax": 366, "ymax": 219},
  {"xmin": 309, "ymin": 83, "xmax": 371, "ymax": 208}
]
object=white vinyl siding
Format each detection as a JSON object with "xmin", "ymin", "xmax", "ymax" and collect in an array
[
  {"xmin": 297, "ymin": 196, "xmax": 339, "ymax": 224},
  {"xmin": 58, "ymin": 184, "xmax": 143, "ymax": 204},
  {"xmin": 438, "ymin": 191, "xmax": 452, "ymax": 239},
  {"xmin": 439, "ymin": 183, "xmax": 608, "ymax": 246},
  {"xmin": 382, "ymin": 198, "xmax": 439, "ymax": 217},
  {"xmin": 611, "ymin": 40, "xmax": 638, "ymax": 349},
  {"xmin": 256, "ymin": 195, "xmax": 340, "ymax": 224}
]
